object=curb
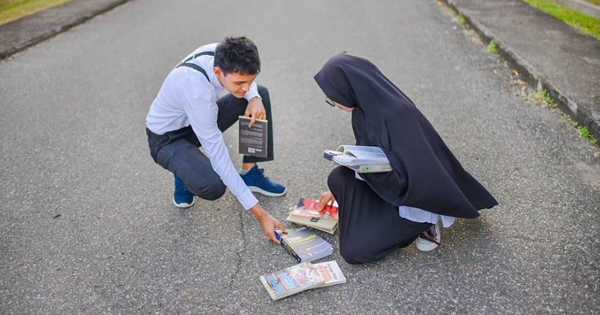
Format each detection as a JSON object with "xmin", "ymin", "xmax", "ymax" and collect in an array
[
  {"xmin": 0, "ymin": 0, "xmax": 130, "ymax": 61},
  {"xmin": 440, "ymin": 0, "xmax": 600, "ymax": 143}
]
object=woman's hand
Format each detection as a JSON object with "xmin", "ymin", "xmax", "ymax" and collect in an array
[{"xmin": 316, "ymin": 191, "xmax": 336, "ymax": 211}]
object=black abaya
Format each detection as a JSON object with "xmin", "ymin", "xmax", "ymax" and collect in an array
[
  {"xmin": 315, "ymin": 53, "xmax": 498, "ymax": 218},
  {"xmin": 328, "ymin": 167, "xmax": 431, "ymax": 264},
  {"xmin": 315, "ymin": 53, "xmax": 498, "ymax": 264}
]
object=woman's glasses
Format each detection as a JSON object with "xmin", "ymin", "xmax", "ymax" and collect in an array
[{"xmin": 325, "ymin": 97, "xmax": 335, "ymax": 107}]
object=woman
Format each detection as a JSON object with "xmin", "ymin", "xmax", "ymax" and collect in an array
[{"xmin": 314, "ymin": 53, "xmax": 498, "ymax": 264}]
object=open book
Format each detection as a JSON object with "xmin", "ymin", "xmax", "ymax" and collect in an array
[{"xmin": 324, "ymin": 145, "xmax": 392, "ymax": 173}]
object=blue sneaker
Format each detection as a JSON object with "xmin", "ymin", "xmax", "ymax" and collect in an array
[
  {"xmin": 240, "ymin": 165, "xmax": 287, "ymax": 197},
  {"xmin": 173, "ymin": 174, "xmax": 195, "ymax": 208}
]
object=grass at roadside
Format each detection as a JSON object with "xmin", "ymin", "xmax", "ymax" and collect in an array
[
  {"xmin": 583, "ymin": 0, "xmax": 600, "ymax": 6},
  {"xmin": 521, "ymin": 0, "xmax": 600, "ymax": 40},
  {"xmin": 510, "ymin": 77, "xmax": 599, "ymax": 146},
  {"xmin": 0, "ymin": 0, "xmax": 73, "ymax": 26}
]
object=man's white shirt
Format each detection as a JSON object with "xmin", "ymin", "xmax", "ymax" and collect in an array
[{"xmin": 146, "ymin": 43, "xmax": 260, "ymax": 210}]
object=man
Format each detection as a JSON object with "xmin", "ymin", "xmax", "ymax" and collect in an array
[{"xmin": 146, "ymin": 36, "xmax": 287, "ymax": 243}]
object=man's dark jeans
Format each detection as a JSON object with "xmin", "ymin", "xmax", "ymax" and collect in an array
[{"xmin": 146, "ymin": 85, "xmax": 274, "ymax": 201}]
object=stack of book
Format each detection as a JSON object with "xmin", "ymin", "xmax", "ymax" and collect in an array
[
  {"xmin": 259, "ymin": 198, "xmax": 350, "ymax": 301},
  {"xmin": 286, "ymin": 198, "xmax": 339, "ymax": 234},
  {"xmin": 259, "ymin": 261, "xmax": 346, "ymax": 300}
]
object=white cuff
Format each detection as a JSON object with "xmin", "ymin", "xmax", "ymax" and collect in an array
[
  {"xmin": 244, "ymin": 90, "xmax": 261, "ymax": 101},
  {"xmin": 238, "ymin": 189, "xmax": 259, "ymax": 210}
]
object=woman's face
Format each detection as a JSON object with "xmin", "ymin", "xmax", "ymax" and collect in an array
[
  {"xmin": 326, "ymin": 97, "xmax": 354, "ymax": 112},
  {"xmin": 335, "ymin": 101, "xmax": 354, "ymax": 112}
]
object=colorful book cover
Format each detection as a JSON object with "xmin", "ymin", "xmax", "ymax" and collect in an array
[
  {"xmin": 313, "ymin": 261, "xmax": 346, "ymax": 287},
  {"xmin": 277, "ymin": 227, "xmax": 333, "ymax": 262},
  {"xmin": 259, "ymin": 262, "xmax": 325, "ymax": 300},
  {"xmin": 290, "ymin": 198, "xmax": 338, "ymax": 220}
]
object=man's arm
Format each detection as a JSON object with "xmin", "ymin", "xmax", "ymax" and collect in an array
[{"xmin": 182, "ymin": 75, "xmax": 285, "ymax": 242}]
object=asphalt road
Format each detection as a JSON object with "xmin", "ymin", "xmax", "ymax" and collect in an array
[{"xmin": 1, "ymin": 0, "xmax": 599, "ymax": 314}]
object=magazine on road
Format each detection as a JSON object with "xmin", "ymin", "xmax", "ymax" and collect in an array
[
  {"xmin": 259, "ymin": 261, "xmax": 346, "ymax": 300},
  {"xmin": 259, "ymin": 262, "xmax": 324, "ymax": 300}
]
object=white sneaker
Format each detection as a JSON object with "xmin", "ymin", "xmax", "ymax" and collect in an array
[{"xmin": 416, "ymin": 223, "xmax": 441, "ymax": 252}]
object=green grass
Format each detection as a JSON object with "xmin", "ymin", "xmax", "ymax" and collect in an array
[
  {"xmin": 521, "ymin": 0, "xmax": 600, "ymax": 40},
  {"xmin": 458, "ymin": 12, "xmax": 466, "ymax": 24},
  {"xmin": 583, "ymin": 0, "xmax": 600, "ymax": 6},
  {"xmin": 524, "ymin": 89, "xmax": 557, "ymax": 109},
  {"xmin": 560, "ymin": 114, "xmax": 598, "ymax": 145},
  {"xmin": 0, "ymin": 0, "xmax": 73, "ymax": 26},
  {"xmin": 540, "ymin": 90, "xmax": 558, "ymax": 108},
  {"xmin": 487, "ymin": 40, "xmax": 498, "ymax": 53}
]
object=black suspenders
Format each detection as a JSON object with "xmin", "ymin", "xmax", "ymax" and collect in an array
[{"xmin": 176, "ymin": 51, "xmax": 215, "ymax": 82}]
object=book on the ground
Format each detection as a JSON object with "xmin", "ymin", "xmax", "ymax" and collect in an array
[
  {"xmin": 313, "ymin": 261, "xmax": 346, "ymax": 288},
  {"xmin": 286, "ymin": 214, "xmax": 339, "ymax": 234},
  {"xmin": 324, "ymin": 145, "xmax": 391, "ymax": 173},
  {"xmin": 259, "ymin": 260, "xmax": 346, "ymax": 300},
  {"xmin": 239, "ymin": 116, "xmax": 268, "ymax": 158},
  {"xmin": 259, "ymin": 262, "xmax": 325, "ymax": 300},
  {"xmin": 286, "ymin": 198, "xmax": 339, "ymax": 234},
  {"xmin": 276, "ymin": 226, "xmax": 333, "ymax": 262},
  {"xmin": 290, "ymin": 198, "xmax": 339, "ymax": 219}
]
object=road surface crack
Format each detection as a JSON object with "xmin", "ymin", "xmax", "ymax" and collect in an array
[{"xmin": 227, "ymin": 209, "xmax": 246, "ymax": 294}]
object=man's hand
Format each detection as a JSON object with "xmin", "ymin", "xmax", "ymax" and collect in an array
[
  {"xmin": 244, "ymin": 97, "xmax": 266, "ymax": 128},
  {"xmin": 316, "ymin": 191, "xmax": 336, "ymax": 211},
  {"xmin": 250, "ymin": 203, "xmax": 287, "ymax": 244}
]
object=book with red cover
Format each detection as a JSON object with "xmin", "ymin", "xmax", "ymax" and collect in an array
[
  {"xmin": 290, "ymin": 198, "xmax": 338, "ymax": 220},
  {"xmin": 286, "ymin": 198, "xmax": 339, "ymax": 234},
  {"xmin": 314, "ymin": 261, "xmax": 346, "ymax": 287}
]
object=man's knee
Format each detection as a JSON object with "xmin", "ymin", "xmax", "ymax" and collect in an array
[
  {"xmin": 203, "ymin": 183, "xmax": 226, "ymax": 201},
  {"xmin": 188, "ymin": 177, "xmax": 226, "ymax": 201}
]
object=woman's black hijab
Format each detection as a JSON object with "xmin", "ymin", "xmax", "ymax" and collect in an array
[{"xmin": 314, "ymin": 53, "xmax": 497, "ymax": 218}]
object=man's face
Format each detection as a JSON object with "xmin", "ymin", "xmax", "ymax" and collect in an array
[{"xmin": 213, "ymin": 67, "xmax": 257, "ymax": 98}]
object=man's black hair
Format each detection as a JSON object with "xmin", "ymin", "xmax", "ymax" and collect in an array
[{"xmin": 214, "ymin": 36, "xmax": 261, "ymax": 75}]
